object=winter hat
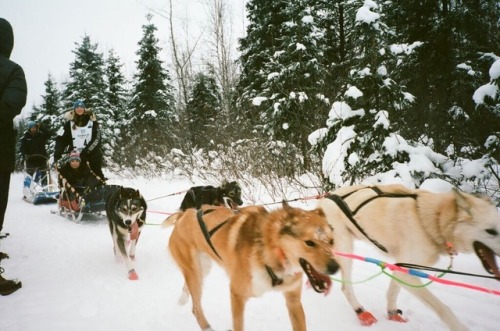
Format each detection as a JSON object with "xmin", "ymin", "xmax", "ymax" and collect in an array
[
  {"xmin": 73, "ymin": 100, "xmax": 85, "ymax": 109},
  {"xmin": 69, "ymin": 150, "xmax": 81, "ymax": 162},
  {"xmin": 27, "ymin": 120, "xmax": 36, "ymax": 129}
]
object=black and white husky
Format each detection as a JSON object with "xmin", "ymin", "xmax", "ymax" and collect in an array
[{"xmin": 105, "ymin": 187, "xmax": 147, "ymax": 280}]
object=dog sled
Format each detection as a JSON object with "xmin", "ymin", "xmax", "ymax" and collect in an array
[
  {"xmin": 53, "ymin": 156, "xmax": 120, "ymax": 222},
  {"xmin": 56, "ymin": 183, "xmax": 121, "ymax": 222},
  {"xmin": 22, "ymin": 155, "xmax": 59, "ymax": 205}
]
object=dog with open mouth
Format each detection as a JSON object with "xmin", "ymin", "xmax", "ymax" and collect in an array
[
  {"xmin": 317, "ymin": 184, "xmax": 500, "ymax": 331},
  {"xmin": 165, "ymin": 202, "xmax": 339, "ymax": 331},
  {"xmin": 105, "ymin": 187, "xmax": 147, "ymax": 280}
]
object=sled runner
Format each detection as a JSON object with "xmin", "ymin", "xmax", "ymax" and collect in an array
[{"xmin": 22, "ymin": 155, "xmax": 59, "ymax": 205}]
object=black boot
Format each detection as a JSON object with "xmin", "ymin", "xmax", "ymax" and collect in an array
[
  {"xmin": 0, "ymin": 267, "xmax": 22, "ymax": 296},
  {"xmin": 0, "ymin": 252, "xmax": 9, "ymax": 261}
]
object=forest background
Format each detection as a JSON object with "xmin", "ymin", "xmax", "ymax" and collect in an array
[{"xmin": 11, "ymin": 0, "xmax": 500, "ymax": 202}]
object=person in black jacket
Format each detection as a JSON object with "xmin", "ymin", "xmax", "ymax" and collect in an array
[
  {"xmin": 0, "ymin": 17, "xmax": 25, "ymax": 295},
  {"xmin": 57, "ymin": 150, "xmax": 104, "ymax": 211},
  {"xmin": 54, "ymin": 100, "xmax": 105, "ymax": 180},
  {"xmin": 20, "ymin": 120, "xmax": 48, "ymax": 185}
]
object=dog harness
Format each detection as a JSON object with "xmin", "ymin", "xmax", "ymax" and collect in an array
[
  {"xmin": 326, "ymin": 186, "xmax": 417, "ymax": 253},
  {"xmin": 196, "ymin": 209, "xmax": 229, "ymax": 260},
  {"xmin": 196, "ymin": 209, "xmax": 284, "ymax": 287}
]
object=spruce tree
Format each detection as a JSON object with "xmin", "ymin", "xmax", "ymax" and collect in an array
[
  {"xmin": 63, "ymin": 35, "xmax": 108, "ymax": 110},
  {"xmin": 313, "ymin": 0, "xmax": 417, "ymax": 188},
  {"xmin": 385, "ymin": 1, "xmax": 500, "ymax": 157},
  {"xmin": 473, "ymin": 56, "xmax": 500, "ymax": 163},
  {"xmin": 185, "ymin": 72, "xmax": 221, "ymax": 149},
  {"xmin": 105, "ymin": 49, "xmax": 129, "ymax": 169},
  {"xmin": 126, "ymin": 14, "xmax": 176, "ymax": 169},
  {"xmin": 238, "ymin": 0, "xmax": 332, "ymax": 172}
]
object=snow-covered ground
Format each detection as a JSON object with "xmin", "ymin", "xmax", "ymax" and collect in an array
[{"xmin": 0, "ymin": 172, "xmax": 498, "ymax": 331}]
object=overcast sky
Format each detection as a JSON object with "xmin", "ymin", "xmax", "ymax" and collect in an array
[{"xmin": 1, "ymin": 0, "xmax": 246, "ymax": 117}]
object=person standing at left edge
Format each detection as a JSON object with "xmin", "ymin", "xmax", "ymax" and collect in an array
[{"xmin": 0, "ymin": 17, "xmax": 26, "ymax": 295}]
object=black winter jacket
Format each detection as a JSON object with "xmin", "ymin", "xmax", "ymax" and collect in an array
[
  {"xmin": 54, "ymin": 110, "xmax": 102, "ymax": 163},
  {"xmin": 58, "ymin": 161, "xmax": 101, "ymax": 192},
  {"xmin": 0, "ymin": 18, "xmax": 27, "ymax": 173},
  {"xmin": 20, "ymin": 129, "xmax": 47, "ymax": 157}
]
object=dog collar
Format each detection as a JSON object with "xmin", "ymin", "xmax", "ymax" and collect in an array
[
  {"xmin": 265, "ymin": 247, "xmax": 288, "ymax": 287},
  {"xmin": 445, "ymin": 242, "xmax": 457, "ymax": 269},
  {"xmin": 446, "ymin": 242, "xmax": 457, "ymax": 256}
]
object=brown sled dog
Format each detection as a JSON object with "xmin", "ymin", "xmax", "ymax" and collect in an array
[
  {"xmin": 317, "ymin": 184, "xmax": 500, "ymax": 331},
  {"xmin": 165, "ymin": 202, "xmax": 339, "ymax": 331}
]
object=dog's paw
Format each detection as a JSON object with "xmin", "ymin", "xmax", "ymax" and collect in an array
[
  {"xmin": 388, "ymin": 309, "xmax": 407, "ymax": 323},
  {"xmin": 357, "ymin": 310, "xmax": 377, "ymax": 326},
  {"xmin": 128, "ymin": 269, "xmax": 139, "ymax": 280}
]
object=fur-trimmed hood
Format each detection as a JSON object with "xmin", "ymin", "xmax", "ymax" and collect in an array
[{"xmin": 64, "ymin": 109, "xmax": 96, "ymax": 122}]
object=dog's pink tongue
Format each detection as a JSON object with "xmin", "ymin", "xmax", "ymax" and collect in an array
[{"xmin": 130, "ymin": 222, "xmax": 139, "ymax": 240}]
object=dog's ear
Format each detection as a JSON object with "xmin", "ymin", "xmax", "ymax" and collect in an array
[{"xmin": 453, "ymin": 189, "xmax": 473, "ymax": 219}]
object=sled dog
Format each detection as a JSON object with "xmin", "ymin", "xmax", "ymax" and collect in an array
[
  {"xmin": 179, "ymin": 180, "xmax": 243, "ymax": 210},
  {"xmin": 316, "ymin": 184, "xmax": 500, "ymax": 331},
  {"xmin": 106, "ymin": 187, "xmax": 147, "ymax": 280},
  {"xmin": 166, "ymin": 202, "xmax": 339, "ymax": 331}
]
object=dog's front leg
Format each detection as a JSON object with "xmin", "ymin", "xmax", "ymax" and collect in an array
[
  {"xmin": 230, "ymin": 290, "xmax": 248, "ymax": 331},
  {"xmin": 129, "ymin": 232, "xmax": 141, "ymax": 260},
  {"xmin": 284, "ymin": 288, "xmax": 306, "ymax": 331},
  {"xmin": 116, "ymin": 233, "xmax": 138, "ymax": 280},
  {"xmin": 335, "ymin": 232, "xmax": 377, "ymax": 326}
]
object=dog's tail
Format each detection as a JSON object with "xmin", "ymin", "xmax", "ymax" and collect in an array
[{"xmin": 162, "ymin": 212, "xmax": 183, "ymax": 228}]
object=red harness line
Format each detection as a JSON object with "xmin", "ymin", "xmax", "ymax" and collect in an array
[{"xmin": 146, "ymin": 210, "xmax": 174, "ymax": 215}]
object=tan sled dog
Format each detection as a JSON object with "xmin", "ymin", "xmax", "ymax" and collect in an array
[
  {"xmin": 166, "ymin": 203, "xmax": 339, "ymax": 331},
  {"xmin": 317, "ymin": 184, "xmax": 500, "ymax": 331}
]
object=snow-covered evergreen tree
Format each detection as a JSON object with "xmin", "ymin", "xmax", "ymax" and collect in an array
[
  {"xmin": 472, "ymin": 55, "xmax": 500, "ymax": 163},
  {"xmin": 104, "ymin": 49, "xmax": 129, "ymax": 169},
  {"xmin": 63, "ymin": 35, "xmax": 108, "ymax": 109},
  {"xmin": 384, "ymin": 0, "xmax": 500, "ymax": 157},
  {"xmin": 125, "ymin": 14, "xmax": 176, "ymax": 169},
  {"xmin": 312, "ymin": 0, "xmax": 428, "ymax": 188},
  {"xmin": 238, "ymin": 0, "xmax": 332, "ymax": 171},
  {"xmin": 185, "ymin": 72, "xmax": 221, "ymax": 149}
]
